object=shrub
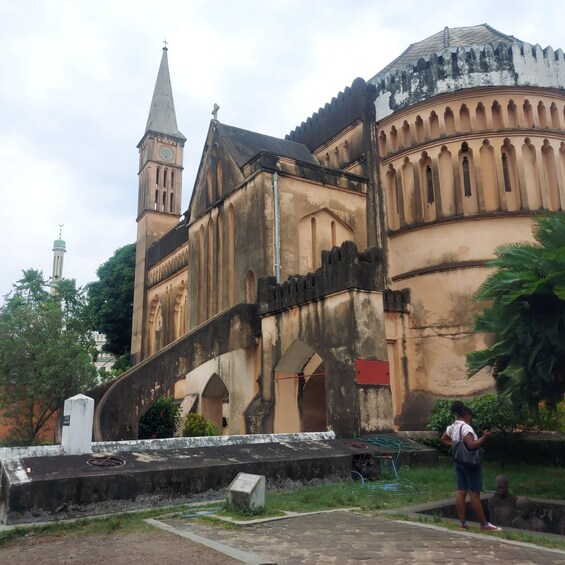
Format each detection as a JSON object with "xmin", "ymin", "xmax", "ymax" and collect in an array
[
  {"xmin": 138, "ymin": 396, "xmax": 180, "ymax": 439},
  {"xmin": 427, "ymin": 394, "xmax": 516, "ymax": 434},
  {"xmin": 183, "ymin": 413, "xmax": 219, "ymax": 437}
]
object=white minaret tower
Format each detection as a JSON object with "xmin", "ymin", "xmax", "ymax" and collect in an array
[{"xmin": 51, "ymin": 224, "xmax": 66, "ymax": 292}]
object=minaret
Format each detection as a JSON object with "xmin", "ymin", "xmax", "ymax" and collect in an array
[
  {"xmin": 131, "ymin": 44, "xmax": 186, "ymax": 365},
  {"xmin": 51, "ymin": 224, "xmax": 66, "ymax": 293}
]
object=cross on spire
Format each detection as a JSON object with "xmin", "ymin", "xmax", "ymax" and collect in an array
[
  {"xmin": 59, "ymin": 224, "xmax": 64, "ymax": 238},
  {"xmin": 212, "ymin": 103, "xmax": 220, "ymax": 120},
  {"xmin": 163, "ymin": 38, "xmax": 168, "ymax": 49}
]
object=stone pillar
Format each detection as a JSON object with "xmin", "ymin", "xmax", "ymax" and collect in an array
[{"xmin": 61, "ymin": 394, "xmax": 94, "ymax": 455}]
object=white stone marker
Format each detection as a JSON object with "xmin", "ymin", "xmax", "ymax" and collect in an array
[
  {"xmin": 226, "ymin": 472, "xmax": 266, "ymax": 510},
  {"xmin": 61, "ymin": 394, "xmax": 94, "ymax": 455}
]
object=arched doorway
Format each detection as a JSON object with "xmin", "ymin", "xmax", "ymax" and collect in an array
[
  {"xmin": 201, "ymin": 373, "xmax": 229, "ymax": 435},
  {"xmin": 274, "ymin": 339, "xmax": 327, "ymax": 433}
]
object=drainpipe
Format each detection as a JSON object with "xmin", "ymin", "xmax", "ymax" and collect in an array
[{"xmin": 273, "ymin": 171, "xmax": 281, "ymax": 283}]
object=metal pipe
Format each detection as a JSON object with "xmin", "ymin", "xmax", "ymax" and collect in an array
[{"xmin": 273, "ymin": 171, "xmax": 281, "ymax": 283}]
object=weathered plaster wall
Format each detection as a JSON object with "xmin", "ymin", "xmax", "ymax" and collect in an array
[
  {"xmin": 260, "ymin": 289, "xmax": 391, "ymax": 437},
  {"xmin": 372, "ymin": 42, "xmax": 565, "ymax": 120},
  {"xmin": 185, "ymin": 346, "xmax": 259, "ymax": 435}
]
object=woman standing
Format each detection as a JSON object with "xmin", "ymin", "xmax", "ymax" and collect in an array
[{"xmin": 441, "ymin": 401, "xmax": 501, "ymax": 531}]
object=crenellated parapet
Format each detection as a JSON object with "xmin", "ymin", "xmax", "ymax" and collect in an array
[
  {"xmin": 286, "ymin": 78, "xmax": 376, "ymax": 152},
  {"xmin": 257, "ymin": 240, "xmax": 384, "ymax": 315},
  {"xmin": 371, "ymin": 42, "xmax": 565, "ymax": 120},
  {"xmin": 147, "ymin": 221, "xmax": 188, "ymax": 269},
  {"xmin": 383, "ymin": 288, "xmax": 410, "ymax": 313}
]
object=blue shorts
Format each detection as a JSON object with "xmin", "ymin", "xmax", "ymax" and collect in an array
[{"xmin": 455, "ymin": 462, "xmax": 483, "ymax": 492}]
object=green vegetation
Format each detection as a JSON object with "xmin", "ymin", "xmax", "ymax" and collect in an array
[
  {"xmin": 138, "ymin": 396, "xmax": 181, "ymax": 439},
  {"xmin": 426, "ymin": 395, "xmax": 565, "ymax": 465},
  {"xmin": 467, "ymin": 212, "xmax": 565, "ymax": 411},
  {"xmin": 183, "ymin": 412, "xmax": 219, "ymax": 437},
  {"xmin": 86, "ymin": 243, "xmax": 135, "ymax": 375},
  {"xmin": 0, "ymin": 270, "xmax": 98, "ymax": 445}
]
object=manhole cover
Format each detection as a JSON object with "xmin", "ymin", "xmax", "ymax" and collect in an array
[{"xmin": 86, "ymin": 455, "xmax": 126, "ymax": 468}]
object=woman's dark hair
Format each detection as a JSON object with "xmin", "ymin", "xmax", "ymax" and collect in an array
[{"xmin": 452, "ymin": 400, "xmax": 473, "ymax": 418}]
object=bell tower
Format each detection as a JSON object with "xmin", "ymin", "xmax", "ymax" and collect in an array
[{"xmin": 131, "ymin": 45, "xmax": 186, "ymax": 365}]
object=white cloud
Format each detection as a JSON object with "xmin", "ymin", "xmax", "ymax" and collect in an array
[{"xmin": 2, "ymin": 0, "xmax": 565, "ymax": 299}]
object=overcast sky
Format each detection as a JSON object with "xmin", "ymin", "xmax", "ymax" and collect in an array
[{"xmin": 1, "ymin": 0, "xmax": 564, "ymax": 301}]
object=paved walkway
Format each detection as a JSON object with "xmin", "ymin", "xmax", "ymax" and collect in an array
[{"xmin": 153, "ymin": 509, "xmax": 565, "ymax": 564}]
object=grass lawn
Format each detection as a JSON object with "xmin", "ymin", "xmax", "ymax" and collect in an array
[{"xmin": 1, "ymin": 458, "xmax": 563, "ymax": 550}]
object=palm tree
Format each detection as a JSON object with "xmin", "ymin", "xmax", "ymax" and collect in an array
[{"xmin": 467, "ymin": 213, "xmax": 565, "ymax": 411}]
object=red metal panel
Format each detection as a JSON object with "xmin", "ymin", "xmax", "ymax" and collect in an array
[{"xmin": 355, "ymin": 359, "xmax": 390, "ymax": 385}]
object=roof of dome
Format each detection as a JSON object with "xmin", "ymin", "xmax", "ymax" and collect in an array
[{"xmin": 372, "ymin": 23, "xmax": 522, "ymax": 81}]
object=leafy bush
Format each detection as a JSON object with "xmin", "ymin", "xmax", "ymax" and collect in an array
[
  {"xmin": 183, "ymin": 413, "xmax": 219, "ymax": 437},
  {"xmin": 138, "ymin": 396, "xmax": 180, "ymax": 439},
  {"xmin": 428, "ymin": 394, "xmax": 564, "ymax": 436},
  {"xmin": 427, "ymin": 394, "xmax": 516, "ymax": 434}
]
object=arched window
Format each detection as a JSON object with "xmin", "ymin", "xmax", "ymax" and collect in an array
[
  {"xmin": 538, "ymin": 101, "xmax": 548, "ymax": 129},
  {"xmin": 426, "ymin": 165, "xmax": 434, "ymax": 204},
  {"xmin": 502, "ymin": 139, "xmax": 521, "ymax": 211},
  {"xmin": 156, "ymin": 167, "xmax": 161, "ymax": 186},
  {"xmin": 507, "ymin": 100, "xmax": 518, "ymax": 128},
  {"xmin": 216, "ymin": 160, "xmax": 223, "ymax": 197},
  {"xmin": 171, "ymin": 171, "xmax": 175, "ymax": 191},
  {"xmin": 378, "ymin": 131, "xmax": 387, "ymax": 155},
  {"xmin": 460, "ymin": 142, "xmax": 472, "ymax": 198},
  {"xmin": 402, "ymin": 120, "xmax": 411, "ymax": 147},
  {"xmin": 444, "ymin": 107, "xmax": 455, "ymax": 135},
  {"xmin": 170, "ymin": 192, "xmax": 174, "ymax": 212},
  {"xmin": 550, "ymin": 103, "xmax": 560, "ymax": 129},
  {"xmin": 162, "ymin": 191, "xmax": 166, "ymax": 211},
  {"xmin": 476, "ymin": 102, "xmax": 487, "ymax": 130},
  {"xmin": 462, "ymin": 157, "xmax": 471, "ymax": 197},
  {"xmin": 154, "ymin": 189, "xmax": 158, "ymax": 210},
  {"xmin": 206, "ymin": 169, "xmax": 214, "ymax": 207},
  {"xmin": 390, "ymin": 126, "xmax": 398, "ymax": 152},
  {"xmin": 523, "ymin": 100, "xmax": 534, "ymax": 128},
  {"xmin": 386, "ymin": 165, "xmax": 400, "ymax": 230},
  {"xmin": 342, "ymin": 140, "xmax": 350, "ymax": 164},
  {"xmin": 227, "ymin": 204, "xmax": 235, "ymax": 306},
  {"xmin": 163, "ymin": 169, "xmax": 168, "ymax": 189},
  {"xmin": 460, "ymin": 104, "xmax": 471, "ymax": 131},
  {"xmin": 502, "ymin": 153, "xmax": 512, "ymax": 192},
  {"xmin": 492, "ymin": 101, "xmax": 502, "ymax": 129},
  {"xmin": 198, "ymin": 226, "xmax": 206, "ymax": 323},
  {"xmin": 542, "ymin": 140, "xmax": 560, "ymax": 211},
  {"xmin": 331, "ymin": 220, "xmax": 336, "ymax": 246},
  {"xmin": 311, "ymin": 217, "xmax": 317, "ymax": 268},
  {"xmin": 207, "ymin": 218, "xmax": 215, "ymax": 317},
  {"xmin": 429, "ymin": 111, "xmax": 440, "ymax": 138},
  {"xmin": 415, "ymin": 116, "xmax": 424, "ymax": 143}
]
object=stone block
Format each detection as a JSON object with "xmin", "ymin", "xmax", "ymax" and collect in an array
[{"xmin": 226, "ymin": 472, "xmax": 265, "ymax": 510}]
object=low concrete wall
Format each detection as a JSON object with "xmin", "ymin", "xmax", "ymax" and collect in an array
[{"xmin": 0, "ymin": 437, "xmax": 348, "ymax": 525}]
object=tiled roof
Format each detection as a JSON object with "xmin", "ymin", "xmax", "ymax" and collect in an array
[
  {"xmin": 216, "ymin": 123, "xmax": 319, "ymax": 168},
  {"xmin": 372, "ymin": 24, "xmax": 522, "ymax": 81}
]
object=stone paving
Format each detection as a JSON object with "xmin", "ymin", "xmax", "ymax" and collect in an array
[{"xmin": 160, "ymin": 509, "xmax": 565, "ymax": 564}]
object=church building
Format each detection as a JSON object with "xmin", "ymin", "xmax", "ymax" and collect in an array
[{"xmin": 93, "ymin": 24, "xmax": 565, "ymax": 440}]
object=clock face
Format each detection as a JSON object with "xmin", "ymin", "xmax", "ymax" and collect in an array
[{"xmin": 159, "ymin": 145, "xmax": 174, "ymax": 161}]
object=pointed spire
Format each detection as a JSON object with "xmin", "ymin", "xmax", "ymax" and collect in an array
[{"xmin": 143, "ymin": 45, "xmax": 186, "ymax": 142}]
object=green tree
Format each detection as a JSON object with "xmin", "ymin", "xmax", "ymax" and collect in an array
[
  {"xmin": 86, "ymin": 243, "xmax": 135, "ymax": 372},
  {"xmin": 467, "ymin": 213, "xmax": 565, "ymax": 411},
  {"xmin": 0, "ymin": 270, "xmax": 98, "ymax": 445}
]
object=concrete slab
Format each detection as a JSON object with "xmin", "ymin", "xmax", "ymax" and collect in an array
[{"xmin": 0, "ymin": 435, "xmax": 437, "ymax": 525}]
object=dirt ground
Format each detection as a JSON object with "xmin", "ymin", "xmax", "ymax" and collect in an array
[{"xmin": 0, "ymin": 528, "xmax": 241, "ymax": 564}]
